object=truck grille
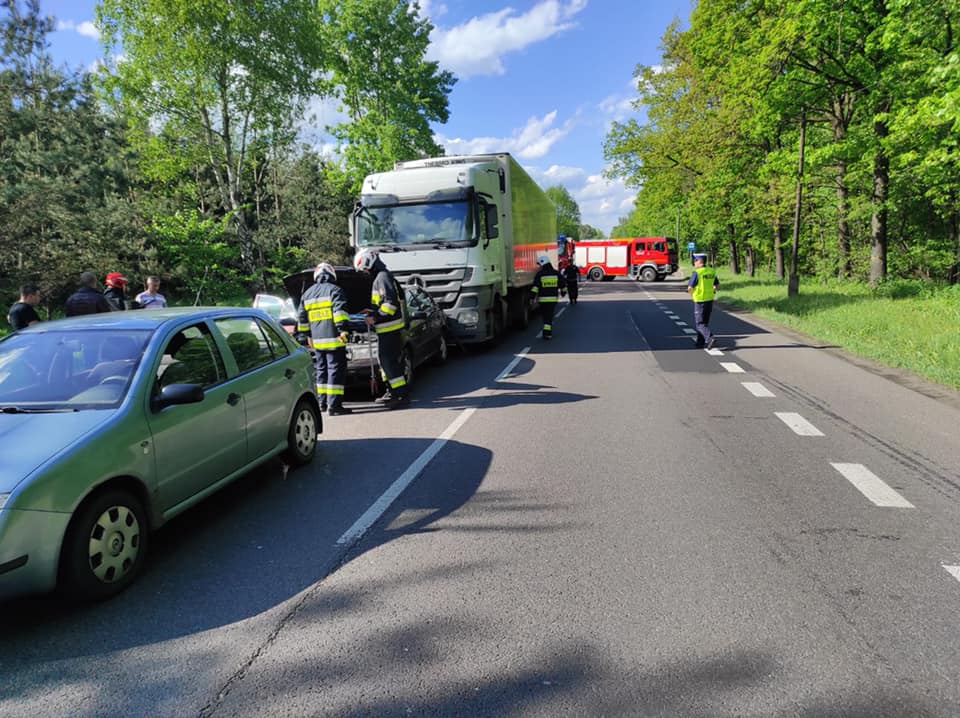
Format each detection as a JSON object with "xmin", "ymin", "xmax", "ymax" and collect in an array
[{"xmin": 393, "ymin": 267, "xmax": 467, "ymax": 309}]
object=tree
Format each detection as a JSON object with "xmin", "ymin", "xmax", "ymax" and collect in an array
[
  {"xmin": 1, "ymin": 0, "xmax": 144, "ymax": 307},
  {"xmin": 98, "ymin": 0, "xmax": 327, "ymax": 286},
  {"xmin": 545, "ymin": 185, "xmax": 581, "ymax": 239},
  {"xmin": 579, "ymin": 224, "xmax": 603, "ymax": 239},
  {"xmin": 318, "ymin": 0, "xmax": 455, "ymax": 193}
]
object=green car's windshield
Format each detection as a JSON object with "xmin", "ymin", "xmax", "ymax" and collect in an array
[
  {"xmin": 0, "ymin": 329, "xmax": 152, "ymax": 410},
  {"xmin": 357, "ymin": 200, "xmax": 476, "ymax": 249}
]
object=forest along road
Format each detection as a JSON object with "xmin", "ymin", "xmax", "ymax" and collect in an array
[{"xmin": 3, "ymin": 278, "xmax": 960, "ymax": 717}]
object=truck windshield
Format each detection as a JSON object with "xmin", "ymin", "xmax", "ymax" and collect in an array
[{"xmin": 356, "ymin": 201, "xmax": 476, "ymax": 248}]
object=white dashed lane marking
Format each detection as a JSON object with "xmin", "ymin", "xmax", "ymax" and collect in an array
[
  {"xmin": 706, "ymin": 348, "xmax": 724, "ymax": 356},
  {"xmin": 943, "ymin": 566, "xmax": 960, "ymax": 583},
  {"xmin": 720, "ymin": 362, "xmax": 745, "ymax": 373},
  {"xmin": 682, "ymin": 328, "xmax": 697, "ymax": 335},
  {"xmin": 742, "ymin": 381, "xmax": 775, "ymax": 397},
  {"xmin": 675, "ymin": 321, "xmax": 688, "ymax": 326},
  {"xmin": 496, "ymin": 346, "xmax": 532, "ymax": 381},
  {"xmin": 831, "ymin": 463, "xmax": 914, "ymax": 508},
  {"xmin": 775, "ymin": 412, "xmax": 824, "ymax": 436}
]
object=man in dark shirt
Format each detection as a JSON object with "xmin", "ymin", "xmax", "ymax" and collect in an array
[
  {"xmin": 7, "ymin": 282, "xmax": 42, "ymax": 330},
  {"xmin": 65, "ymin": 272, "xmax": 112, "ymax": 317}
]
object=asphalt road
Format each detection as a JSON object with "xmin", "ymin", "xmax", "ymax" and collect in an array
[{"xmin": 4, "ymin": 277, "xmax": 960, "ymax": 717}]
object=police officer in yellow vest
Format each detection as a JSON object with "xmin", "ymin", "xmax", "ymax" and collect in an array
[
  {"xmin": 687, "ymin": 252, "xmax": 720, "ymax": 349},
  {"xmin": 297, "ymin": 262, "xmax": 352, "ymax": 415},
  {"xmin": 531, "ymin": 254, "xmax": 565, "ymax": 340}
]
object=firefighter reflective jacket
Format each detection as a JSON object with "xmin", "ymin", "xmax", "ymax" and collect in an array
[
  {"xmin": 297, "ymin": 277, "xmax": 350, "ymax": 350},
  {"xmin": 531, "ymin": 265, "xmax": 565, "ymax": 303},
  {"xmin": 369, "ymin": 266, "xmax": 405, "ymax": 335}
]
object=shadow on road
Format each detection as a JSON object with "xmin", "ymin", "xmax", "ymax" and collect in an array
[{"xmin": 0, "ymin": 438, "xmax": 495, "ymax": 663}]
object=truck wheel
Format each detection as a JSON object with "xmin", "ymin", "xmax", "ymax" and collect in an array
[
  {"xmin": 588, "ymin": 267, "xmax": 604, "ymax": 282},
  {"xmin": 512, "ymin": 291, "xmax": 530, "ymax": 330},
  {"xmin": 489, "ymin": 298, "xmax": 506, "ymax": 345},
  {"xmin": 640, "ymin": 266, "xmax": 657, "ymax": 282}
]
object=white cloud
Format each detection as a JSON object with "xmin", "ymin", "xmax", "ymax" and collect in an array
[
  {"xmin": 571, "ymin": 173, "xmax": 636, "ymax": 234},
  {"xmin": 435, "ymin": 110, "xmax": 575, "ymax": 160},
  {"xmin": 57, "ymin": 19, "xmax": 100, "ymax": 40},
  {"xmin": 543, "ymin": 164, "xmax": 584, "ymax": 181},
  {"xmin": 426, "ymin": 0, "xmax": 588, "ymax": 79}
]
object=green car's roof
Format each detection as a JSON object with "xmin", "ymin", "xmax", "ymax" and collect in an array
[{"xmin": 14, "ymin": 307, "xmax": 266, "ymax": 334}]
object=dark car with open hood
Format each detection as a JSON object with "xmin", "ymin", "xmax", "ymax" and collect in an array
[{"xmin": 255, "ymin": 267, "xmax": 450, "ymax": 393}]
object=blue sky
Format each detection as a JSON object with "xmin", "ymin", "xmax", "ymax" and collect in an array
[{"xmin": 42, "ymin": 0, "xmax": 691, "ymax": 234}]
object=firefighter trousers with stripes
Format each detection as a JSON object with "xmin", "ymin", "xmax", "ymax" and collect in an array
[
  {"xmin": 377, "ymin": 330, "xmax": 409, "ymax": 398},
  {"xmin": 315, "ymin": 347, "xmax": 347, "ymax": 408},
  {"xmin": 540, "ymin": 302, "xmax": 557, "ymax": 338}
]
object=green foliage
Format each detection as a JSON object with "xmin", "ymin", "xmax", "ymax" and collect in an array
[
  {"xmin": 544, "ymin": 185, "xmax": 582, "ymax": 239},
  {"xmin": 605, "ymin": 0, "xmax": 960, "ymax": 288},
  {"xmin": 579, "ymin": 223, "xmax": 603, "ymax": 239},
  {"xmin": 1, "ymin": 0, "xmax": 458, "ymax": 315},
  {"xmin": 318, "ymin": 0, "xmax": 455, "ymax": 193}
]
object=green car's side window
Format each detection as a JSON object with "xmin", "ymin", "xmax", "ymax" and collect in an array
[
  {"xmin": 256, "ymin": 318, "xmax": 290, "ymax": 358},
  {"xmin": 215, "ymin": 317, "xmax": 276, "ymax": 374},
  {"xmin": 156, "ymin": 324, "xmax": 225, "ymax": 389}
]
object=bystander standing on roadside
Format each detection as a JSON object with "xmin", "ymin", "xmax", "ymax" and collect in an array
[
  {"xmin": 103, "ymin": 273, "xmax": 129, "ymax": 311},
  {"xmin": 562, "ymin": 262, "xmax": 580, "ymax": 305},
  {"xmin": 687, "ymin": 252, "xmax": 720, "ymax": 349},
  {"xmin": 7, "ymin": 282, "xmax": 42, "ymax": 330},
  {"xmin": 65, "ymin": 272, "xmax": 112, "ymax": 316},
  {"xmin": 136, "ymin": 276, "xmax": 167, "ymax": 309}
]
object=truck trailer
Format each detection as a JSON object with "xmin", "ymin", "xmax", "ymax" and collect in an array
[
  {"xmin": 351, "ymin": 153, "xmax": 557, "ymax": 343},
  {"xmin": 575, "ymin": 237, "xmax": 679, "ymax": 282}
]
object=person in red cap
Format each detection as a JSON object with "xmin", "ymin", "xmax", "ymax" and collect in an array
[{"xmin": 103, "ymin": 272, "xmax": 129, "ymax": 311}]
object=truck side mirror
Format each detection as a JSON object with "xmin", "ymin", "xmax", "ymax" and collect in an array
[{"xmin": 485, "ymin": 204, "xmax": 499, "ymax": 240}]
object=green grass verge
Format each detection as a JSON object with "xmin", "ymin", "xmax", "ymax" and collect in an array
[{"xmin": 715, "ymin": 269, "xmax": 960, "ymax": 391}]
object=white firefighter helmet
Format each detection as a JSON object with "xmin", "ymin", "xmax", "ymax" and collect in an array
[
  {"xmin": 313, "ymin": 262, "xmax": 337, "ymax": 281},
  {"xmin": 354, "ymin": 247, "xmax": 379, "ymax": 272},
  {"xmin": 537, "ymin": 254, "xmax": 550, "ymax": 266}
]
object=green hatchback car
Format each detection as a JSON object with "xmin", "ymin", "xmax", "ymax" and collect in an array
[{"xmin": 0, "ymin": 308, "xmax": 321, "ymax": 601}]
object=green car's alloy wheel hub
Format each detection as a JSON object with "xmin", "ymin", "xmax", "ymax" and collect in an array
[
  {"xmin": 293, "ymin": 406, "xmax": 318, "ymax": 456},
  {"xmin": 88, "ymin": 505, "xmax": 142, "ymax": 584}
]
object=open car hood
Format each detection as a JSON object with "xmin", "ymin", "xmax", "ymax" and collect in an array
[{"xmin": 283, "ymin": 267, "xmax": 374, "ymax": 315}]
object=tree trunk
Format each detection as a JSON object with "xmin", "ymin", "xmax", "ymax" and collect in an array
[
  {"xmin": 870, "ymin": 115, "xmax": 890, "ymax": 285},
  {"xmin": 832, "ymin": 91, "xmax": 854, "ymax": 279},
  {"xmin": 949, "ymin": 204, "xmax": 960, "ymax": 285},
  {"xmin": 774, "ymin": 220, "xmax": 786, "ymax": 280},
  {"xmin": 727, "ymin": 222, "xmax": 740, "ymax": 274},
  {"xmin": 745, "ymin": 244, "xmax": 756, "ymax": 277},
  {"xmin": 836, "ymin": 158, "xmax": 852, "ymax": 278},
  {"xmin": 789, "ymin": 111, "xmax": 807, "ymax": 297}
]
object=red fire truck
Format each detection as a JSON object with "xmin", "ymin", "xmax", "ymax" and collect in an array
[{"xmin": 575, "ymin": 237, "xmax": 679, "ymax": 282}]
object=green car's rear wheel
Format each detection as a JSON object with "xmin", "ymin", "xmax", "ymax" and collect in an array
[{"xmin": 284, "ymin": 398, "xmax": 319, "ymax": 466}]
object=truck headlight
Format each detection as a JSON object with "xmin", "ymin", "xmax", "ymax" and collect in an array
[
  {"xmin": 0, "ymin": 493, "xmax": 10, "ymax": 510},
  {"xmin": 459, "ymin": 310, "xmax": 479, "ymax": 327}
]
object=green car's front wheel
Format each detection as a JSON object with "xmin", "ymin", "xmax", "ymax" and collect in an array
[{"xmin": 61, "ymin": 489, "xmax": 148, "ymax": 601}]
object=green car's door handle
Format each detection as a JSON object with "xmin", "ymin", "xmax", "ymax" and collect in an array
[
  {"xmin": 227, "ymin": 392, "xmax": 241, "ymax": 406},
  {"xmin": 284, "ymin": 368, "xmax": 295, "ymax": 379}
]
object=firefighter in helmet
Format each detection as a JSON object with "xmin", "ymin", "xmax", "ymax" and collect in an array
[
  {"xmin": 531, "ymin": 254, "xmax": 565, "ymax": 339},
  {"xmin": 297, "ymin": 262, "xmax": 352, "ymax": 415},
  {"xmin": 354, "ymin": 248, "xmax": 410, "ymax": 409}
]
